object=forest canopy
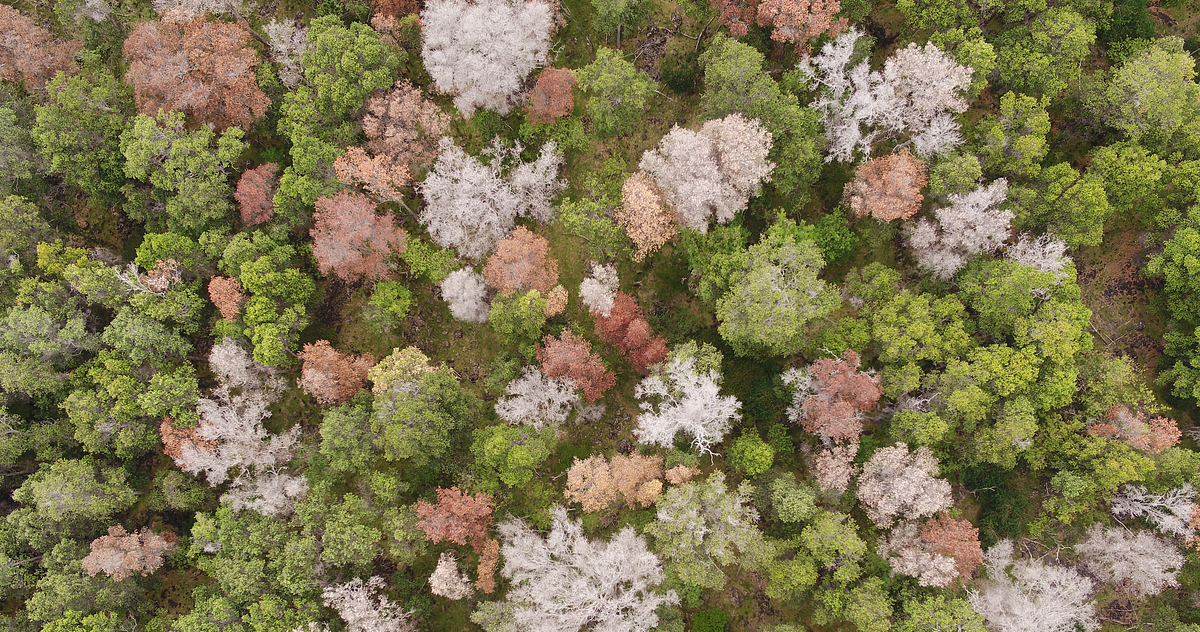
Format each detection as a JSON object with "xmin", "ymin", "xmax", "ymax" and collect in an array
[{"xmin": 1, "ymin": 0, "xmax": 1200, "ymax": 629}]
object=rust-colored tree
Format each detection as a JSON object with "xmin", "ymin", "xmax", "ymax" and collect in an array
[
  {"xmin": 374, "ymin": 0, "xmax": 420, "ymax": 16},
  {"xmin": 235, "ymin": 163, "xmax": 278, "ymax": 225},
  {"xmin": 298, "ymin": 340, "xmax": 375, "ymax": 406},
  {"xmin": 791, "ymin": 350, "xmax": 882, "ymax": 443},
  {"xmin": 1088, "ymin": 406, "xmax": 1182, "ymax": 455},
  {"xmin": 311, "ymin": 191, "xmax": 408, "ymax": 282},
  {"xmin": 615, "ymin": 172, "xmax": 677, "ymax": 262},
  {"xmin": 920, "ymin": 512, "xmax": 983, "ymax": 581},
  {"xmin": 363, "ymin": 81, "xmax": 451, "ymax": 171},
  {"xmin": 537, "ymin": 330, "xmax": 616, "ymax": 402},
  {"xmin": 528, "ymin": 67, "xmax": 576, "ymax": 125},
  {"xmin": 475, "ymin": 538, "xmax": 500, "ymax": 593},
  {"xmin": 483, "ymin": 226, "xmax": 559, "ymax": 295},
  {"xmin": 208, "ymin": 277, "xmax": 246, "ymax": 322},
  {"xmin": 0, "ymin": 5, "xmax": 81, "ymax": 90},
  {"xmin": 82, "ymin": 526, "xmax": 175, "ymax": 581},
  {"xmin": 711, "ymin": 0, "xmax": 758, "ymax": 36},
  {"xmin": 755, "ymin": 0, "xmax": 848, "ymax": 48},
  {"xmin": 334, "ymin": 146, "xmax": 411, "ymax": 204},
  {"xmin": 415, "ymin": 487, "xmax": 494, "ymax": 553},
  {"xmin": 844, "ymin": 149, "xmax": 928, "ymax": 222},
  {"xmin": 591, "ymin": 293, "xmax": 668, "ymax": 373},
  {"xmin": 160, "ymin": 417, "xmax": 216, "ymax": 460},
  {"xmin": 123, "ymin": 10, "xmax": 269, "ymax": 130}
]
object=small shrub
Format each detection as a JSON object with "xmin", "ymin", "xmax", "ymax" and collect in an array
[
  {"xmin": 693, "ymin": 609, "xmax": 728, "ymax": 632},
  {"xmin": 728, "ymin": 432, "xmax": 774, "ymax": 477}
]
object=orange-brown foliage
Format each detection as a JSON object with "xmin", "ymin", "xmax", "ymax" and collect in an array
[
  {"xmin": 0, "ymin": 5, "xmax": 81, "ymax": 89},
  {"xmin": 160, "ymin": 417, "xmax": 215, "ymax": 460},
  {"xmin": 475, "ymin": 538, "xmax": 499, "ymax": 593},
  {"xmin": 920, "ymin": 512, "xmax": 983, "ymax": 581},
  {"xmin": 844, "ymin": 150, "xmax": 928, "ymax": 222},
  {"xmin": 537, "ymin": 331, "xmax": 616, "ymax": 403},
  {"xmin": 615, "ymin": 172, "xmax": 677, "ymax": 262},
  {"xmin": 565, "ymin": 453, "xmax": 665, "ymax": 512},
  {"xmin": 755, "ymin": 0, "xmax": 847, "ymax": 47},
  {"xmin": 1088, "ymin": 406, "xmax": 1182, "ymax": 454},
  {"xmin": 123, "ymin": 10, "xmax": 269, "ymax": 130},
  {"xmin": 712, "ymin": 0, "xmax": 757, "ymax": 36},
  {"xmin": 415, "ymin": 487, "xmax": 494, "ymax": 553},
  {"xmin": 483, "ymin": 226, "xmax": 559, "ymax": 295},
  {"xmin": 799, "ymin": 349, "xmax": 882, "ymax": 443},
  {"xmin": 664, "ymin": 464, "xmax": 700, "ymax": 485},
  {"xmin": 311, "ymin": 191, "xmax": 407, "ymax": 282},
  {"xmin": 591, "ymin": 293, "xmax": 668, "ymax": 373},
  {"xmin": 235, "ymin": 163, "xmax": 278, "ymax": 225},
  {"xmin": 208, "ymin": 276, "xmax": 246, "ymax": 322},
  {"xmin": 373, "ymin": 0, "xmax": 420, "ymax": 16},
  {"xmin": 528, "ymin": 67, "xmax": 576, "ymax": 125},
  {"xmin": 544, "ymin": 285, "xmax": 568, "ymax": 317},
  {"xmin": 298, "ymin": 340, "xmax": 375, "ymax": 406},
  {"xmin": 334, "ymin": 146, "xmax": 411, "ymax": 204},
  {"xmin": 363, "ymin": 81, "xmax": 451, "ymax": 171},
  {"xmin": 565, "ymin": 454, "xmax": 619, "ymax": 512}
]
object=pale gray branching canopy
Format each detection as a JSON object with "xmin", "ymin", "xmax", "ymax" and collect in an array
[
  {"xmin": 800, "ymin": 29, "xmax": 972, "ymax": 162},
  {"xmin": 907, "ymin": 179, "xmax": 1013, "ymax": 279},
  {"xmin": 493, "ymin": 505, "xmax": 678, "ymax": 632},
  {"xmin": 1074, "ymin": 524, "xmax": 1183, "ymax": 597},
  {"xmin": 1111, "ymin": 484, "xmax": 1199, "ymax": 541},
  {"xmin": 262, "ymin": 20, "xmax": 309, "ymax": 89},
  {"xmin": 877, "ymin": 521, "xmax": 958, "ymax": 588},
  {"xmin": 441, "ymin": 269, "xmax": 491, "ymax": 323},
  {"xmin": 172, "ymin": 338, "xmax": 306, "ymax": 516},
  {"xmin": 1006, "ymin": 233, "xmax": 1071, "ymax": 278},
  {"xmin": 418, "ymin": 138, "xmax": 564, "ymax": 258},
  {"xmin": 856, "ymin": 443, "xmax": 953, "ymax": 528},
  {"xmin": 639, "ymin": 114, "xmax": 774, "ymax": 233},
  {"xmin": 968, "ymin": 540, "xmax": 1098, "ymax": 632},
  {"xmin": 494, "ymin": 366, "xmax": 579, "ymax": 430},
  {"xmin": 421, "ymin": 0, "xmax": 553, "ymax": 116},
  {"xmin": 430, "ymin": 551, "xmax": 475, "ymax": 600},
  {"xmin": 579, "ymin": 263, "xmax": 619, "ymax": 317},
  {"xmin": 633, "ymin": 357, "xmax": 741, "ymax": 456},
  {"xmin": 322, "ymin": 576, "xmax": 417, "ymax": 632}
]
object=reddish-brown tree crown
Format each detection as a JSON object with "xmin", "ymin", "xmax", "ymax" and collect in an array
[
  {"xmin": 615, "ymin": 172, "xmax": 677, "ymax": 262},
  {"xmin": 799, "ymin": 349, "xmax": 882, "ymax": 443},
  {"xmin": 298, "ymin": 340, "xmax": 375, "ymax": 406},
  {"xmin": 235, "ymin": 163, "xmax": 278, "ymax": 226},
  {"xmin": 208, "ymin": 276, "xmax": 246, "ymax": 323},
  {"xmin": 592, "ymin": 293, "xmax": 668, "ymax": 373},
  {"xmin": 920, "ymin": 512, "xmax": 983, "ymax": 581},
  {"xmin": 844, "ymin": 150, "xmax": 928, "ymax": 222},
  {"xmin": 363, "ymin": 81, "xmax": 451, "ymax": 171},
  {"xmin": 0, "ymin": 5, "xmax": 81, "ymax": 89},
  {"xmin": 311, "ymin": 191, "xmax": 408, "ymax": 282},
  {"xmin": 528, "ymin": 67, "xmax": 576, "ymax": 125},
  {"xmin": 483, "ymin": 226, "xmax": 559, "ymax": 295},
  {"xmin": 537, "ymin": 330, "xmax": 616, "ymax": 403},
  {"xmin": 123, "ymin": 10, "xmax": 269, "ymax": 130},
  {"xmin": 82, "ymin": 526, "xmax": 175, "ymax": 581},
  {"xmin": 414, "ymin": 487, "xmax": 494, "ymax": 553},
  {"xmin": 755, "ymin": 0, "xmax": 848, "ymax": 48}
]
